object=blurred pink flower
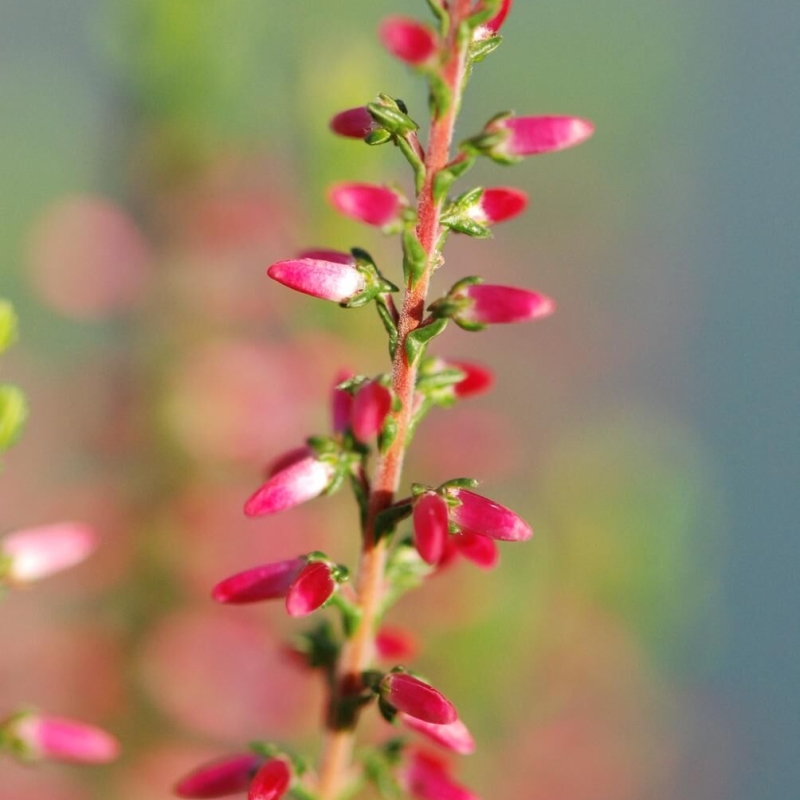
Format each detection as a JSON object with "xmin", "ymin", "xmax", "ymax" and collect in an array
[
  {"xmin": 379, "ymin": 16, "xmax": 438, "ymax": 65},
  {"xmin": 5, "ymin": 713, "xmax": 119, "ymax": 764}
]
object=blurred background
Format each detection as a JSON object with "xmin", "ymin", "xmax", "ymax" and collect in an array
[{"xmin": 1, "ymin": 0, "xmax": 798, "ymax": 798}]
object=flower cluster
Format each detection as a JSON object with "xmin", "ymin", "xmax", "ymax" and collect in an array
[{"xmin": 175, "ymin": 1, "xmax": 592, "ymax": 798}]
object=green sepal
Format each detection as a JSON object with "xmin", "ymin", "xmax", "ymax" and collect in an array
[
  {"xmin": 428, "ymin": 72, "xmax": 452, "ymax": 119},
  {"xmin": 402, "ymin": 229, "xmax": 428, "ymax": 287},
  {"xmin": 373, "ymin": 501, "xmax": 413, "ymax": 543},
  {"xmin": 410, "ymin": 483, "xmax": 428, "ymax": 498},
  {"xmin": 367, "ymin": 99, "xmax": 419, "ymax": 136},
  {"xmin": 470, "ymin": 34, "xmax": 502, "ymax": 63},
  {"xmin": 405, "ymin": 318, "xmax": 448, "ymax": 367},
  {"xmin": 433, "ymin": 154, "xmax": 477, "ymax": 205},
  {"xmin": 0, "ymin": 301, "xmax": 18, "ymax": 354},
  {"xmin": 0, "ymin": 385, "xmax": 27, "ymax": 452},
  {"xmin": 378, "ymin": 413, "xmax": 398, "ymax": 455},
  {"xmin": 248, "ymin": 740, "xmax": 282, "ymax": 759},
  {"xmin": 438, "ymin": 477, "xmax": 480, "ymax": 492},
  {"xmin": 377, "ymin": 695, "xmax": 398, "ymax": 724},
  {"xmin": 366, "ymin": 129, "xmax": 393, "ymax": 146},
  {"xmin": 374, "ymin": 297, "xmax": 399, "ymax": 360},
  {"xmin": 440, "ymin": 214, "xmax": 492, "ymax": 239}
]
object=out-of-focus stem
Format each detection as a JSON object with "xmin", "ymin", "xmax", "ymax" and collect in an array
[{"xmin": 315, "ymin": 3, "xmax": 473, "ymax": 798}]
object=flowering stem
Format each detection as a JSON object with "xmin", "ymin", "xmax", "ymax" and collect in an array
[{"xmin": 316, "ymin": 3, "xmax": 473, "ymax": 797}]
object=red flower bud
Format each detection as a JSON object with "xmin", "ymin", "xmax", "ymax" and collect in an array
[
  {"xmin": 379, "ymin": 16, "xmax": 438, "ymax": 66},
  {"xmin": 448, "ymin": 488, "xmax": 532, "ymax": 542},
  {"xmin": 331, "ymin": 369, "xmax": 355, "ymax": 435},
  {"xmin": 448, "ymin": 360, "xmax": 494, "ymax": 399},
  {"xmin": 297, "ymin": 247, "xmax": 354, "ymax": 264},
  {"xmin": 211, "ymin": 558, "xmax": 306, "ymax": 604},
  {"xmin": 484, "ymin": 0, "xmax": 513, "ymax": 34},
  {"xmin": 470, "ymin": 187, "xmax": 528, "ymax": 225},
  {"xmin": 399, "ymin": 748, "xmax": 480, "ymax": 800},
  {"xmin": 175, "ymin": 753, "xmax": 263, "ymax": 798},
  {"xmin": 5, "ymin": 714, "xmax": 119, "ymax": 764},
  {"xmin": 376, "ymin": 626, "xmax": 419, "ymax": 662},
  {"xmin": 413, "ymin": 491, "xmax": 450, "ymax": 565},
  {"xmin": 380, "ymin": 672, "xmax": 457, "ymax": 725},
  {"xmin": 490, "ymin": 115, "xmax": 594, "ymax": 158},
  {"xmin": 245, "ymin": 452, "xmax": 336, "ymax": 517},
  {"xmin": 285, "ymin": 560, "xmax": 337, "ymax": 617},
  {"xmin": 267, "ymin": 258, "xmax": 366, "ymax": 304},
  {"xmin": 329, "ymin": 106, "xmax": 376, "ymax": 139},
  {"xmin": 351, "ymin": 380, "xmax": 392, "ymax": 443},
  {"xmin": 400, "ymin": 714, "xmax": 476, "ymax": 755},
  {"xmin": 329, "ymin": 182, "xmax": 404, "ymax": 228},
  {"xmin": 247, "ymin": 757, "xmax": 292, "ymax": 800},
  {"xmin": 453, "ymin": 530, "xmax": 499, "ymax": 569},
  {"xmin": 0, "ymin": 523, "xmax": 96, "ymax": 585},
  {"xmin": 454, "ymin": 283, "xmax": 554, "ymax": 326}
]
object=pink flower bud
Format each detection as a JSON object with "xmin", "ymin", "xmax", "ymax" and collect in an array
[
  {"xmin": 351, "ymin": 380, "xmax": 392, "ymax": 443},
  {"xmin": 331, "ymin": 369, "xmax": 355, "ymax": 435},
  {"xmin": 285, "ymin": 561, "xmax": 337, "ymax": 617},
  {"xmin": 400, "ymin": 714, "xmax": 476, "ymax": 755},
  {"xmin": 400, "ymin": 749, "xmax": 480, "ymax": 800},
  {"xmin": 470, "ymin": 188, "xmax": 528, "ymax": 225},
  {"xmin": 380, "ymin": 673, "xmax": 457, "ymax": 725},
  {"xmin": 484, "ymin": 0, "xmax": 513, "ymax": 34},
  {"xmin": 267, "ymin": 258, "xmax": 366, "ymax": 304},
  {"xmin": 248, "ymin": 757, "xmax": 292, "ymax": 800},
  {"xmin": 413, "ymin": 491, "xmax": 450, "ymax": 565},
  {"xmin": 297, "ymin": 247, "xmax": 354, "ymax": 265},
  {"xmin": 175, "ymin": 753, "xmax": 263, "ymax": 798},
  {"xmin": 329, "ymin": 182, "xmax": 404, "ymax": 228},
  {"xmin": 448, "ymin": 360, "xmax": 494, "ymax": 399},
  {"xmin": 264, "ymin": 445, "xmax": 314, "ymax": 478},
  {"xmin": 245, "ymin": 453, "xmax": 336, "ymax": 517},
  {"xmin": 491, "ymin": 115, "xmax": 595, "ymax": 158},
  {"xmin": 376, "ymin": 626, "xmax": 419, "ymax": 662},
  {"xmin": 329, "ymin": 106, "xmax": 375, "ymax": 139},
  {"xmin": 211, "ymin": 558, "xmax": 306, "ymax": 604},
  {"xmin": 0, "ymin": 523, "xmax": 96, "ymax": 585},
  {"xmin": 448, "ymin": 488, "xmax": 532, "ymax": 542},
  {"xmin": 7, "ymin": 714, "xmax": 119, "ymax": 764},
  {"xmin": 379, "ymin": 16, "xmax": 438, "ymax": 66},
  {"xmin": 454, "ymin": 283, "xmax": 554, "ymax": 326},
  {"xmin": 453, "ymin": 530, "xmax": 499, "ymax": 569}
]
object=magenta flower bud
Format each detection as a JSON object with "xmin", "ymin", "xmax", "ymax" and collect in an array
[
  {"xmin": 380, "ymin": 672, "xmax": 457, "ymax": 725},
  {"xmin": 351, "ymin": 380, "xmax": 392, "ymax": 443},
  {"xmin": 329, "ymin": 182, "xmax": 404, "ymax": 228},
  {"xmin": 400, "ymin": 714, "xmax": 476, "ymax": 756},
  {"xmin": 285, "ymin": 560, "xmax": 337, "ymax": 617},
  {"xmin": 267, "ymin": 258, "xmax": 366, "ymax": 304},
  {"xmin": 484, "ymin": 0, "xmax": 513, "ymax": 34},
  {"xmin": 331, "ymin": 369, "xmax": 355, "ymax": 435},
  {"xmin": 448, "ymin": 360, "xmax": 494, "ymax": 399},
  {"xmin": 448, "ymin": 488, "xmax": 532, "ymax": 542},
  {"xmin": 0, "ymin": 523, "xmax": 96, "ymax": 585},
  {"xmin": 400, "ymin": 749, "xmax": 480, "ymax": 800},
  {"xmin": 376, "ymin": 626, "xmax": 419, "ymax": 662},
  {"xmin": 379, "ymin": 16, "xmax": 438, "ymax": 66},
  {"xmin": 454, "ymin": 283, "xmax": 555, "ymax": 326},
  {"xmin": 329, "ymin": 106, "xmax": 376, "ymax": 139},
  {"xmin": 297, "ymin": 247, "xmax": 354, "ymax": 265},
  {"xmin": 211, "ymin": 558, "xmax": 306, "ymax": 604},
  {"xmin": 248, "ymin": 757, "xmax": 292, "ymax": 800},
  {"xmin": 490, "ymin": 115, "xmax": 595, "ymax": 158},
  {"xmin": 264, "ymin": 445, "xmax": 314, "ymax": 478},
  {"xmin": 413, "ymin": 491, "xmax": 450, "ymax": 565},
  {"xmin": 470, "ymin": 187, "xmax": 528, "ymax": 225},
  {"xmin": 175, "ymin": 753, "xmax": 263, "ymax": 798},
  {"xmin": 6, "ymin": 714, "xmax": 119, "ymax": 764},
  {"xmin": 454, "ymin": 530, "xmax": 500, "ymax": 569},
  {"xmin": 245, "ymin": 452, "xmax": 336, "ymax": 517}
]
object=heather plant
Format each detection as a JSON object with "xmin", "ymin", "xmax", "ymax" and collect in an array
[{"xmin": 175, "ymin": 2, "xmax": 593, "ymax": 799}]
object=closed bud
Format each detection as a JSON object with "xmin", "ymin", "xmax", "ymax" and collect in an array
[
  {"xmin": 245, "ymin": 452, "xmax": 336, "ymax": 517},
  {"xmin": 469, "ymin": 187, "xmax": 528, "ymax": 225},
  {"xmin": 412, "ymin": 491, "xmax": 449, "ymax": 565},
  {"xmin": 376, "ymin": 626, "xmax": 419, "ymax": 662},
  {"xmin": 380, "ymin": 672, "xmax": 457, "ymax": 725},
  {"xmin": 351, "ymin": 380, "xmax": 392, "ymax": 443},
  {"xmin": 449, "ymin": 360, "xmax": 494, "ymax": 399},
  {"xmin": 453, "ymin": 530, "xmax": 500, "ymax": 569},
  {"xmin": 329, "ymin": 106, "xmax": 376, "ymax": 139},
  {"xmin": 328, "ymin": 183, "xmax": 404, "ymax": 228},
  {"xmin": 267, "ymin": 258, "xmax": 366, "ymax": 304},
  {"xmin": 453, "ymin": 283, "xmax": 554, "ymax": 327},
  {"xmin": 399, "ymin": 748, "xmax": 480, "ymax": 800},
  {"xmin": 488, "ymin": 115, "xmax": 594, "ymax": 160},
  {"xmin": 379, "ymin": 16, "xmax": 438, "ymax": 66},
  {"xmin": 212, "ymin": 558, "xmax": 306, "ymax": 605},
  {"xmin": 0, "ymin": 523, "xmax": 96, "ymax": 586},
  {"xmin": 248, "ymin": 757, "xmax": 292, "ymax": 800},
  {"xmin": 285, "ymin": 561, "xmax": 337, "ymax": 617},
  {"xmin": 400, "ymin": 714, "xmax": 476, "ymax": 755},
  {"xmin": 448, "ymin": 488, "xmax": 532, "ymax": 542},
  {"xmin": 175, "ymin": 753, "xmax": 264, "ymax": 798}
]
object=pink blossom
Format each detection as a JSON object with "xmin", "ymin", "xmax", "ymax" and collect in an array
[
  {"xmin": 491, "ymin": 115, "xmax": 595, "ymax": 158},
  {"xmin": 264, "ymin": 446, "xmax": 315, "ymax": 478},
  {"xmin": 376, "ymin": 626, "xmax": 419, "ymax": 662},
  {"xmin": 267, "ymin": 258, "xmax": 366, "ymax": 304},
  {"xmin": 8, "ymin": 714, "xmax": 119, "ymax": 764},
  {"xmin": 470, "ymin": 187, "xmax": 528, "ymax": 225},
  {"xmin": 454, "ymin": 283, "xmax": 555, "ymax": 326},
  {"xmin": 399, "ymin": 749, "xmax": 480, "ymax": 800},
  {"xmin": 329, "ymin": 107, "xmax": 375, "ymax": 139},
  {"xmin": 248, "ymin": 758, "xmax": 292, "ymax": 800},
  {"xmin": 379, "ymin": 16, "xmax": 438, "ymax": 66},
  {"xmin": 329, "ymin": 182, "xmax": 403, "ymax": 227},
  {"xmin": 413, "ymin": 491, "xmax": 450, "ymax": 565},
  {"xmin": 244, "ymin": 453, "xmax": 335, "ymax": 517},
  {"xmin": 453, "ymin": 530, "xmax": 499, "ymax": 568},
  {"xmin": 380, "ymin": 672, "xmax": 457, "ymax": 725},
  {"xmin": 351, "ymin": 380, "xmax": 392, "ymax": 442},
  {"xmin": 0, "ymin": 523, "xmax": 97, "ymax": 585},
  {"xmin": 297, "ymin": 247, "xmax": 354, "ymax": 265},
  {"xmin": 285, "ymin": 561, "xmax": 337, "ymax": 617},
  {"xmin": 448, "ymin": 488, "xmax": 532, "ymax": 542},
  {"xmin": 448, "ymin": 360, "xmax": 494, "ymax": 399},
  {"xmin": 211, "ymin": 559, "xmax": 306, "ymax": 604},
  {"xmin": 331, "ymin": 369, "xmax": 355, "ymax": 435},
  {"xmin": 400, "ymin": 714, "xmax": 476, "ymax": 755},
  {"xmin": 175, "ymin": 753, "xmax": 263, "ymax": 798}
]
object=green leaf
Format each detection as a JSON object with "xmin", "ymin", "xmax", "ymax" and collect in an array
[
  {"xmin": 378, "ymin": 413, "xmax": 398, "ymax": 455},
  {"xmin": 470, "ymin": 34, "xmax": 502, "ymax": 63},
  {"xmin": 401, "ymin": 229, "xmax": 428, "ymax": 287},
  {"xmin": 405, "ymin": 318, "xmax": 449, "ymax": 366}
]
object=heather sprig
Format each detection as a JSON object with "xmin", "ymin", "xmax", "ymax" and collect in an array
[{"xmin": 180, "ymin": 2, "xmax": 593, "ymax": 799}]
